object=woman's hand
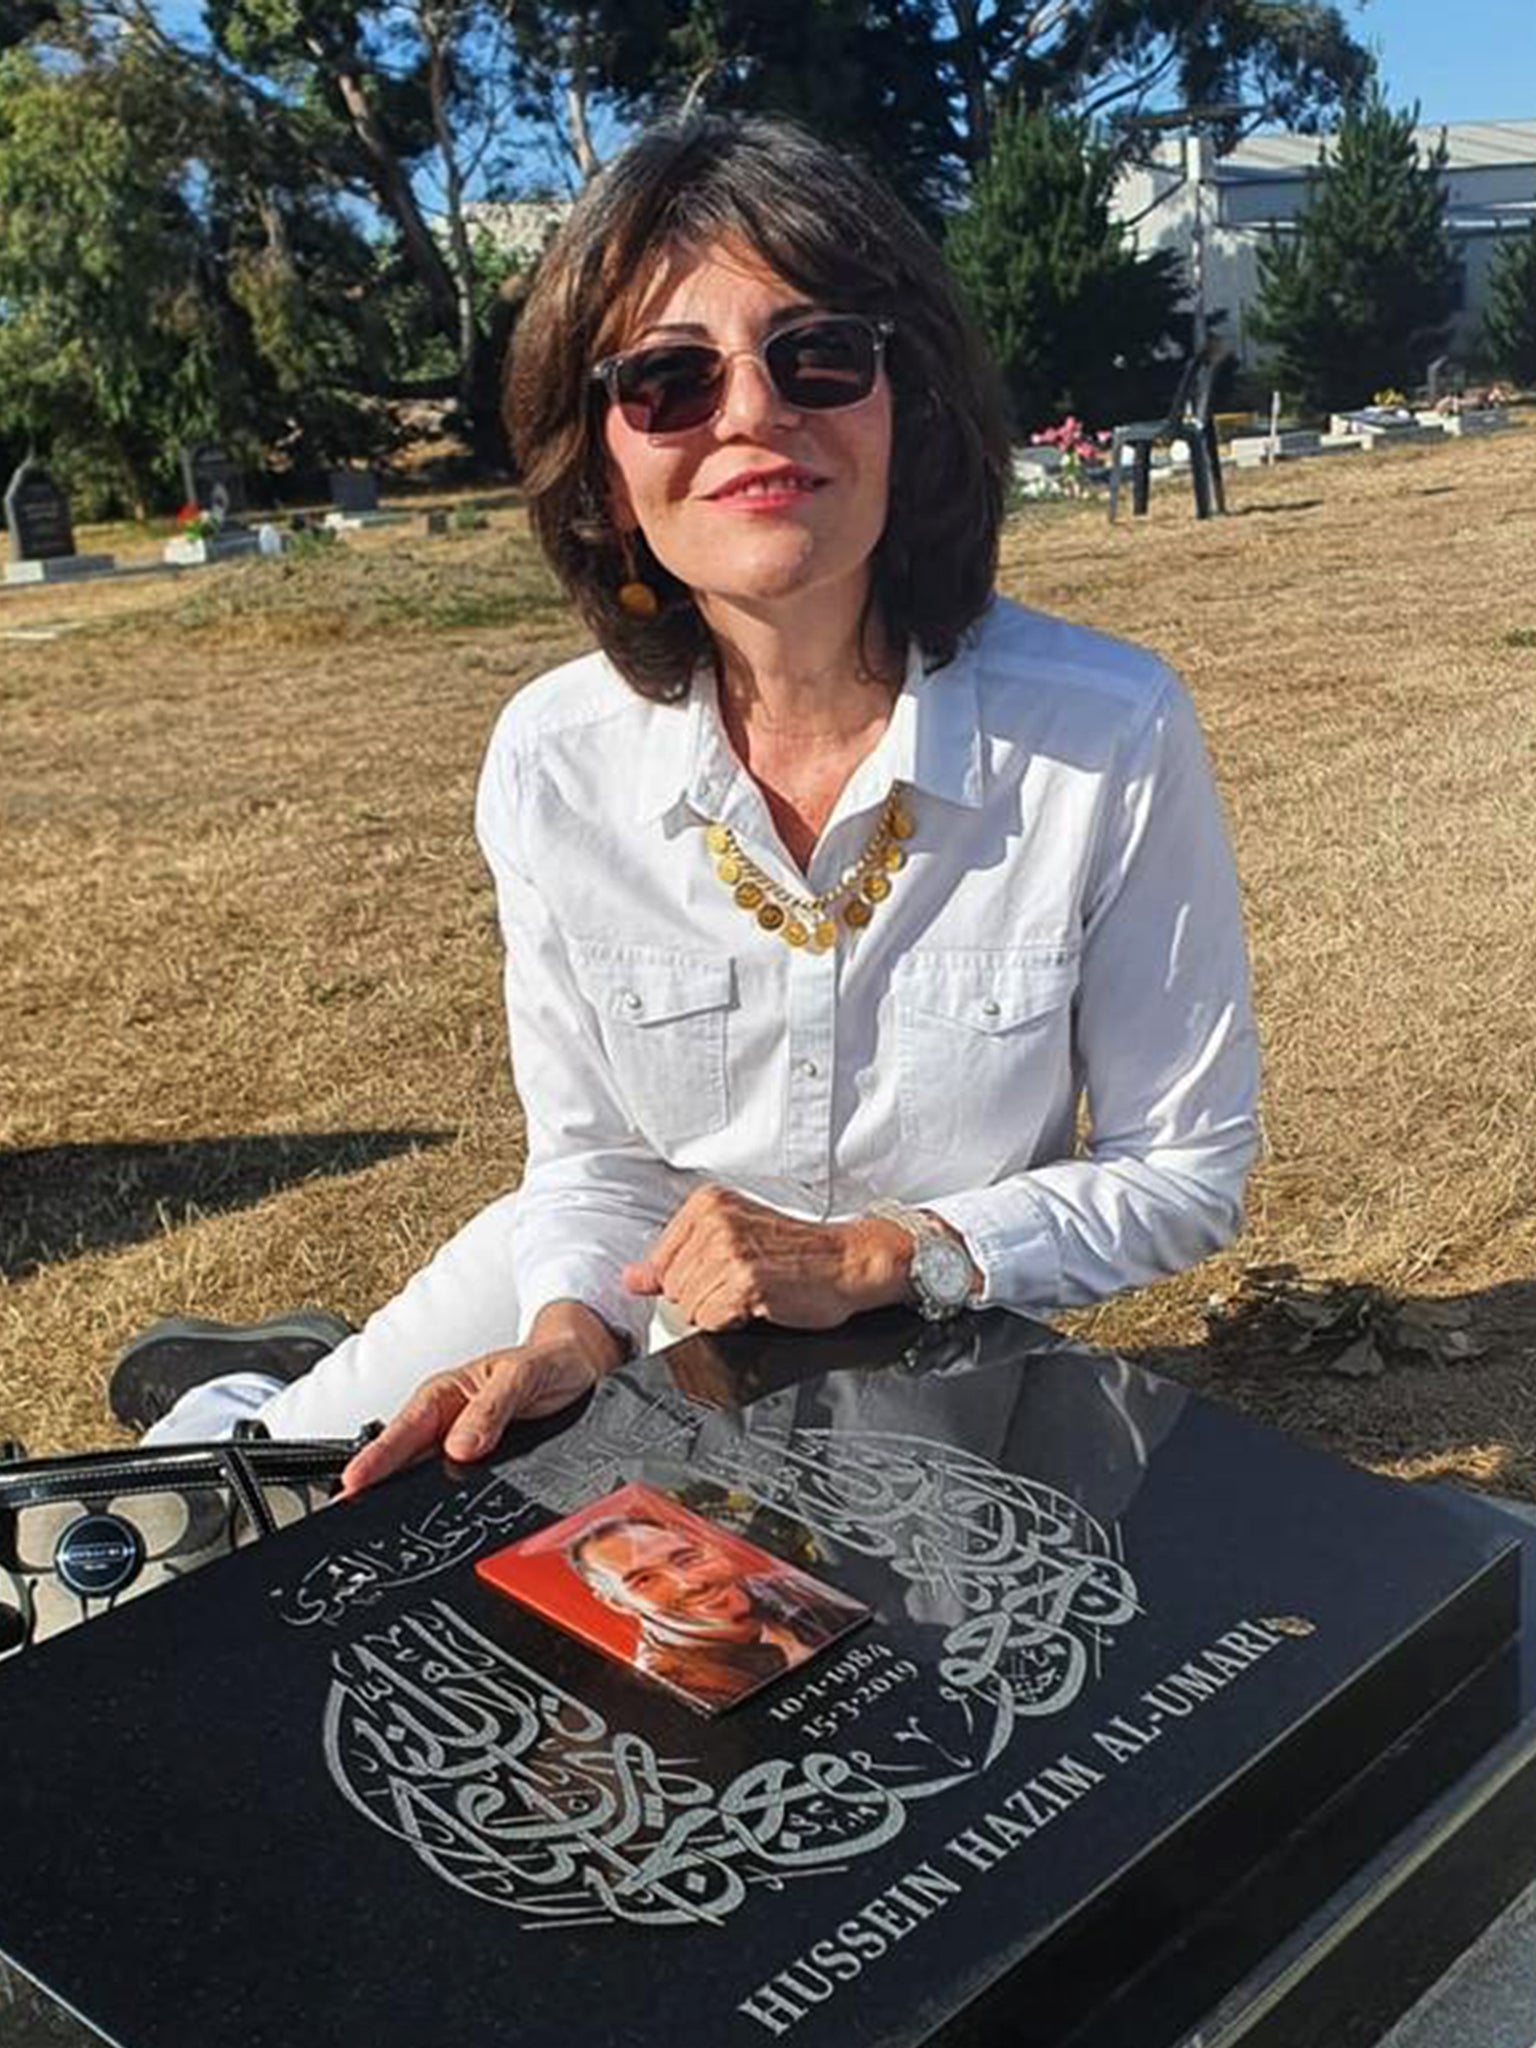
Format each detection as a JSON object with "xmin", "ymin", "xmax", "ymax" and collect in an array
[
  {"xmin": 340, "ymin": 1303, "xmax": 627, "ymax": 1495},
  {"xmin": 622, "ymin": 1185, "xmax": 911, "ymax": 1331}
]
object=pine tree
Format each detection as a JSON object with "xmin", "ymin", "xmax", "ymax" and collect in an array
[
  {"xmin": 1483, "ymin": 224, "xmax": 1536, "ymax": 386},
  {"xmin": 1249, "ymin": 95, "xmax": 1459, "ymax": 412},
  {"xmin": 945, "ymin": 103, "xmax": 1184, "ymax": 434}
]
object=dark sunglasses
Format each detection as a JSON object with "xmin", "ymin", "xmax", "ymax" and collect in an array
[{"xmin": 592, "ymin": 314, "xmax": 895, "ymax": 435}]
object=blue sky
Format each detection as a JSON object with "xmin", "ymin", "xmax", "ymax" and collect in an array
[{"xmin": 1357, "ymin": 0, "xmax": 1534, "ymax": 123}]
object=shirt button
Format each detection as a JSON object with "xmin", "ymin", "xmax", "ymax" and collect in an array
[
  {"xmin": 621, "ymin": 991, "xmax": 642, "ymax": 1013},
  {"xmin": 796, "ymin": 1059, "xmax": 819, "ymax": 1079},
  {"xmin": 980, "ymin": 999, "xmax": 1001, "ymax": 1019}
]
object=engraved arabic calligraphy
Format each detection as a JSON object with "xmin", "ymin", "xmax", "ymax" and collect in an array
[
  {"xmin": 319, "ymin": 1416, "xmax": 1140, "ymax": 1928},
  {"xmin": 273, "ymin": 1472, "xmax": 540, "ymax": 1629},
  {"xmin": 326, "ymin": 1602, "xmax": 914, "ymax": 1928}
]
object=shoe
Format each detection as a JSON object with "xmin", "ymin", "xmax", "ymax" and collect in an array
[{"xmin": 109, "ymin": 1308, "xmax": 356, "ymax": 1433}]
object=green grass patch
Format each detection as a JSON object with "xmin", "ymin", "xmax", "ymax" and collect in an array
[
  {"xmin": 76, "ymin": 513, "xmax": 183, "ymax": 551},
  {"xmin": 1503, "ymin": 626, "xmax": 1536, "ymax": 648},
  {"xmin": 389, "ymin": 589, "xmax": 539, "ymax": 630},
  {"xmin": 90, "ymin": 529, "xmax": 569, "ymax": 643}
]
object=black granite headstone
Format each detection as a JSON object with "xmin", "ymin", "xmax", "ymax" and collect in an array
[
  {"xmin": 177, "ymin": 444, "xmax": 248, "ymax": 519},
  {"xmin": 4, "ymin": 461, "xmax": 76, "ymax": 564},
  {"xmin": 0, "ymin": 1313, "xmax": 1524, "ymax": 2048},
  {"xmin": 328, "ymin": 468, "xmax": 381, "ymax": 515}
]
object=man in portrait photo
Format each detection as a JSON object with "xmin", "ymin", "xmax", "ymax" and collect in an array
[{"xmin": 566, "ymin": 1497, "xmax": 865, "ymax": 1711}]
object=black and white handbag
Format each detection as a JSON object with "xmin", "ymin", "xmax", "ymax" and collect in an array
[{"xmin": 0, "ymin": 1426, "xmax": 375, "ymax": 1659}]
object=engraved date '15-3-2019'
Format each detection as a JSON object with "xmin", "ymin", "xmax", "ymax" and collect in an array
[{"xmin": 767, "ymin": 1639, "xmax": 921, "ymax": 1738}]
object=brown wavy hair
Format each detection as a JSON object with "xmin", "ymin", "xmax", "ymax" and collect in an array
[{"xmin": 507, "ymin": 114, "xmax": 1009, "ymax": 703}]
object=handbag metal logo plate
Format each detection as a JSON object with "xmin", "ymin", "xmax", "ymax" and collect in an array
[{"xmin": 54, "ymin": 1514, "xmax": 144, "ymax": 1598}]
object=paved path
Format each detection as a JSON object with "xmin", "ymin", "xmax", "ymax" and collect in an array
[
  {"xmin": 1380, "ymin": 1496, "xmax": 1536, "ymax": 2048},
  {"xmin": 1383, "ymin": 1877, "xmax": 1536, "ymax": 2048}
]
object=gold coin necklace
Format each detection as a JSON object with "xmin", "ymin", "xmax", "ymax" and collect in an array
[{"xmin": 704, "ymin": 788, "xmax": 915, "ymax": 950}]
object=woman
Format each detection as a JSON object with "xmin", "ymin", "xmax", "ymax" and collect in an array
[{"xmin": 136, "ymin": 113, "xmax": 1258, "ymax": 1488}]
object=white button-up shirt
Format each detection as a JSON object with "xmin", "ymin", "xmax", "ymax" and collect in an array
[{"xmin": 476, "ymin": 596, "xmax": 1259, "ymax": 1350}]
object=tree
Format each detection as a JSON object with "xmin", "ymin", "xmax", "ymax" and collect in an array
[
  {"xmin": 1483, "ymin": 223, "xmax": 1536, "ymax": 386},
  {"xmin": 0, "ymin": 0, "xmax": 1381, "ymax": 492},
  {"xmin": 0, "ymin": 1, "xmax": 57, "ymax": 50},
  {"xmin": 947, "ymin": 100, "xmax": 1184, "ymax": 432},
  {"xmin": 1249, "ymin": 95, "xmax": 1459, "ymax": 411},
  {"xmin": 0, "ymin": 29, "xmax": 392, "ymax": 512},
  {"xmin": 940, "ymin": 0, "xmax": 1374, "ymax": 171},
  {"xmin": 0, "ymin": 43, "xmax": 221, "ymax": 511},
  {"xmin": 204, "ymin": 2, "xmax": 489, "ymax": 414},
  {"xmin": 2, "ymin": 0, "xmax": 586, "ymax": 480},
  {"xmin": 567, "ymin": 0, "xmax": 1375, "ymax": 225},
  {"xmin": 606, "ymin": 0, "xmax": 963, "ymax": 224}
]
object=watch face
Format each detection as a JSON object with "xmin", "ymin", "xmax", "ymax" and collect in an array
[{"xmin": 915, "ymin": 1235, "xmax": 973, "ymax": 1309}]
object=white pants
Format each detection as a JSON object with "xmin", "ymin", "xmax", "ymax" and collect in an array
[
  {"xmin": 145, "ymin": 1191, "xmax": 530, "ymax": 1444},
  {"xmin": 143, "ymin": 1191, "xmax": 688, "ymax": 1445}
]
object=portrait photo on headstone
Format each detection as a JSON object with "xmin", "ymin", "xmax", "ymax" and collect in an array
[{"xmin": 477, "ymin": 1478, "xmax": 869, "ymax": 1714}]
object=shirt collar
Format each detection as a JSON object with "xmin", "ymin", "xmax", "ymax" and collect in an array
[
  {"xmin": 632, "ymin": 669, "xmax": 727, "ymax": 825},
  {"xmin": 866, "ymin": 635, "xmax": 985, "ymax": 811},
  {"xmin": 631, "ymin": 631, "xmax": 986, "ymax": 826}
]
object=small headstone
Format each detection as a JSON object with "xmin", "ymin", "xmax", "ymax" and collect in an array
[
  {"xmin": 3, "ymin": 459, "xmax": 115, "ymax": 585},
  {"xmin": 1009, "ymin": 456, "xmax": 1058, "ymax": 499},
  {"xmin": 163, "ymin": 528, "xmax": 263, "ymax": 567},
  {"xmin": 322, "ymin": 467, "xmax": 406, "ymax": 533},
  {"xmin": 163, "ymin": 451, "xmax": 265, "ymax": 566},
  {"xmin": 1438, "ymin": 406, "xmax": 1511, "ymax": 437},
  {"xmin": 1230, "ymin": 430, "xmax": 1321, "ymax": 469},
  {"xmin": 329, "ymin": 469, "xmax": 381, "ymax": 516},
  {"xmin": 1329, "ymin": 410, "xmax": 1442, "ymax": 449},
  {"xmin": 178, "ymin": 444, "xmax": 249, "ymax": 520},
  {"xmin": 6, "ymin": 462, "xmax": 73, "ymax": 561}
]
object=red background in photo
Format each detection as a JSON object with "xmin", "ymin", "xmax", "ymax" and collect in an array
[{"xmin": 475, "ymin": 1479, "xmax": 792, "ymax": 1665}]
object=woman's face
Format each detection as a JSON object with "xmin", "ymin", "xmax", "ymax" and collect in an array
[{"xmin": 600, "ymin": 238, "xmax": 894, "ymax": 638}]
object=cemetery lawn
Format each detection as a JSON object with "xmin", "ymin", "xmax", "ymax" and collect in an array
[{"xmin": 5, "ymin": 434, "xmax": 1536, "ymax": 1492}]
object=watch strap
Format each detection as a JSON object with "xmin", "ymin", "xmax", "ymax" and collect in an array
[{"xmin": 869, "ymin": 1199, "xmax": 942, "ymax": 1246}]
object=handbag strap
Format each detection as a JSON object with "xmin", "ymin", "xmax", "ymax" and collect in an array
[{"xmin": 0, "ymin": 1426, "xmax": 378, "ymax": 1515}]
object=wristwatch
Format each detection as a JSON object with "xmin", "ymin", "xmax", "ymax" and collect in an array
[{"xmin": 870, "ymin": 1202, "xmax": 976, "ymax": 1322}]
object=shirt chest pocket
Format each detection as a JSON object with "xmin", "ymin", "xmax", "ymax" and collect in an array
[
  {"xmin": 569, "ymin": 941, "xmax": 735, "ymax": 1152},
  {"xmin": 893, "ymin": 946, "xmax": 1080, "ymax": 1162}
]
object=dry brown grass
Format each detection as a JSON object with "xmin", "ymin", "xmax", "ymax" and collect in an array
[{"xmin": 5, "ymin": 433, "xmax": 1536, "ymax": 1488}]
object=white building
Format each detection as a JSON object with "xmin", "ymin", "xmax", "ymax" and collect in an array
[
  {"xmin": 1114, "ymin": 119, "xmax": 1536, "ymax": 373},
  {"xmin": 458, "ymin": 200, "xmax": 570, "ymax": 268}
]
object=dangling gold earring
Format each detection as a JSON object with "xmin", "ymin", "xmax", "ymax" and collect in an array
[{"xmin": 616, "ymin": 530, "xmax": 660, "ymax": 620}]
